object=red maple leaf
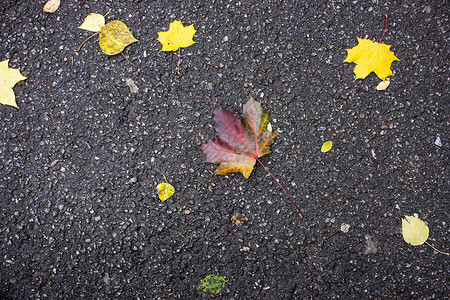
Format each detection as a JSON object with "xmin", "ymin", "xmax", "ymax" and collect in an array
[{"xmin": 201, "ymin": 96, "xmax": 304, "ymax": 219}]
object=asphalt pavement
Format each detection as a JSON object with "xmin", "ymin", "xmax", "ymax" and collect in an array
[{"xmin": 1, "ymin": 0, "xmax": 448, "ymax": 299}]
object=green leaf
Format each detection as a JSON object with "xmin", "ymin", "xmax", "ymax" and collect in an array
[{"xmin": 199, "ymin": 275, "xmax": 227, "ymax": 294}]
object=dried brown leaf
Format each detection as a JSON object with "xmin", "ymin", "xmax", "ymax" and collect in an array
[
  {"xmin": 231, "ymin": 213, "xmax": 245, "ymax": 226},
  {"xmin": 43, "ymin": 0, "xmax": 61, "ymax": 13}
]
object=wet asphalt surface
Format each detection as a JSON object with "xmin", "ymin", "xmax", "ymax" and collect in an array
[{"xmin": 1, "ymin": 0, "xmax": 449, "ymax": 299}]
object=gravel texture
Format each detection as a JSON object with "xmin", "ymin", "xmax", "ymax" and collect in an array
[{"xmin": 1, "ymin": 0, "xmax": 448, "ymax": 299}]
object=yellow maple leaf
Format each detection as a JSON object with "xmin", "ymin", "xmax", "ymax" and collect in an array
[
  {"xmin": 0, "ymin": 60, "xmax": 27, "ymax": 108},
  {"xmin": 344, "ymin": 37, "xmax": 399, "ymax": 81},
  {"xmin": 157, "ymin": 20, "xmax": 196, "ymax": 51}
]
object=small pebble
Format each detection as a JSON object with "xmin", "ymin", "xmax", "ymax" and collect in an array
[
  {"xmin": 434, "ymin": 136, "xmax": 442, "ymax": 147},
  {"xmin": 340, "ymin": 223, "xmax": 350, "ymax": 233}
]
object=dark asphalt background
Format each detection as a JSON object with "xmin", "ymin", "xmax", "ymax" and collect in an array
[{"xmin": 1, "ymin": 0, "xmax": 448, "ymax": 299}]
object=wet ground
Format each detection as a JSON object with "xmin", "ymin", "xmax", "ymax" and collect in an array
[{"xmin": 1, "ymin": 0, "xmax": 448, "ymax": 298}]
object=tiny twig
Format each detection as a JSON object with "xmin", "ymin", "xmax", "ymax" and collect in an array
[
  {"xmin": 255, "ymin": 157, "xmax": 305, "ymax": 219},
  {"xmin": 177, "ymin": 48, "xmax": 181, "ymax": 74},
  {"xmin": 47, "ymin": 110, "xmax": 60, "ymax": 130},
  {"xmin": 378, "ymin": 14, "xmax": 388, "ymax": 44},
  {"xmin": 77, "ymin": 32, "xmax": 99, "ymax": 52},
  {"xmin": 121, "ymin": 52, "xmax": 137, "ymax": 68}
]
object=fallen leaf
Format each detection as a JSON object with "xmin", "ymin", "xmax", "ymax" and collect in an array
[
  {"xmin": 199, "ymin": 275, "xmax": 227, "ymax": 294},
  {"xmin": 202, "ymin": 96, "xmax": 305, "ymax": 218},
  {"xmin": 402, "ymin": 215, "xmax": 449, "ymax": 255},
  {"xmin": 123, "ymin": 78, "xmax": 139, "ymax": 93},
  {"xmin": 79, "ymin": 14, "xmax": 137, "ymax": 55},
  {"xmin": 402, "ymin": 215, "xmax": 429, "ymax": 246},
  {"xmin": 201, "ymin": 95, "xmax": 279, "ymax": 179},
  {"xmin": 156, "ymin": 182, "xmax": 174, "ymax": 202},
  {"xmin": 99, "ymin": 20, "xmax": 138, "ymax": 55},
  {"xmin": 157, "ymin": 20, "xmax": 196, "ymax": 51},
  {"xmin": 0, "ymin": 59, "xmax": 27, "ymax": 108},
  {"xmin": 78, "ymin": 13, "xmax": 105, "ymax": 32},
  {"xmin": 343, "ymin": 37, "xmax": 399, "ymax": 81},
  {"xmin": 43, "ymin": 0, "xmax": 61, "ymax": 13},
  {"xmin": 231, "ymin": 213, "xmax": 245, "ymax": 226},
  {"xmin": 156, "ymin": 175, "xmax": 175, "ymax": 202},
  {"xmin": 321, "ymin": 141, "xmax": 333, "ymax": 152},
  {"xmin": 376, "ymin": 80, "xmax": 390, "ymax": 90}
]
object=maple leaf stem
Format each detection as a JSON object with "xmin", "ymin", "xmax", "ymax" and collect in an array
[
  {"xmin": 77, "ymin": 32, "xmax": 99, "ymax": 52},
  {"xmin": 255, "ymin": 157, "xmax": 305, "ymax": 219},
  {"xmin": 378, "ymin": 14, "xmax": 388, "ymax": 44},
  {"xmin": 177, "ymin": 48, "xmax": 181, "ymax": 74}
]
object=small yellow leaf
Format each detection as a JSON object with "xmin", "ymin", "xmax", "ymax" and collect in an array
[
  {"xmin": 99, "ymin": 20, "xmax": 138, "ymax": 55},
  {"xmin": 156, "ymin": 182, "xmax": 175, "ymax": 202},
  {"xmin": 79, "ymin": 13, "xmax": 105, "ymax": 32},
  {"xmin": 376, "ymin": 80, "xmax": 390, "ymax": 90},
  {"xmin": 43, "ymin": 0, "xmax": 60, "ymax": 13},
  {"xmin": 402, "ymin": 215, "xmax": 429, "ymax": 246},
  {"xmin": 267, "ymin": 122, "xmax": 272, "ymax": 132},
  {"xmin": 157, "ymin": 20, "xmax": 196, "ymax": 51},
  {"xmin": 321, "ymin": 141, "xmax": 333, "ymax": 152},
  {"xmin": 344, "ymin": 37, "xmax": 400, "ymax": 81},
  {"xmin": 0, "ymin": 60, "xmax": 27, "ymax": 108}
]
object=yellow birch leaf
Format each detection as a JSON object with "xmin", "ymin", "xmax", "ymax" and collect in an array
[
  {"xmin": 344, "ymin": 37, "xmax": 399, "ymax": 81},
  {"xmin": 99, "ymin": 20, "xmax": 138, "ymax": 55},
  {"xmin": 79, "ymin": 13, "xmax": 105, "ymax": 32},
  {"xmin": 321, "ymin": 141, "xmax": 333, "ymax": 153},
  {"xmin": 402, "ymin": 215, "xmax": 429, "ymax": 246},
  {"xmin": 156, "ymin": 182, "xmax": 175, "ymax": 202},
  {"xmin": 0, "ymin": 60, "xmax": 27, "ymax": 108},
  {"xmin": 157, "ymin": 20, "xmax": 196, "ymax": 51}
]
